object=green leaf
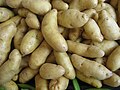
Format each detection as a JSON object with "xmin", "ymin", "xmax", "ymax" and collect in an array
[
  {"xmin": 0, "ymin": 86, "xmax": 5, "ymax": 90},
  {"xmin": 18, "ymin": 84, "xmax": 35, "ymax": 90},
  {"xmin": 72, "ymin": 78, "xmax": 81, "ymax": 90}
]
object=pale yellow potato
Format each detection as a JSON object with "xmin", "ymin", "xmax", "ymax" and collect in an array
[
  {"xmin": 58, "ymin": 9, "xmax": 89, "ymax": 28},
  {"xmin": 52, "ymin": 0, "xmax": 69, "ymax": 11},
  {"xmin": 69, "ymin": 0, "xmax": 98, "ymax": 11},
  {"xmin": 0, "ymin": 49, "xmax": 22, "ymax": 85},
  {"xmin": 25, "ymin": 12, "xmax": 40, "ymax": 29},
  {"xmin": 106, "ymin": 46, "xmax": 120, "ymax": 71},
  {"xmin": 76, "ymin": 70, "xmax": 102, "ymax": 88},
  {"xmin": 2, "ymin": 80, "xmax": 18, "ymax": 90},
  {"xmin": 14, "ymin": 19, "xmax": 28, "ymax": 50},
  {"xmin": 71, "ymin": 54, "xmax": 112, "ymax": 80},
  {"xmin": 49, "ymin": 76, "xmax": 69, "ymax": 90},
  {"xmin": 46, "ymin": 51, "xmax": 56, "ymax": 64},
  {"xmin": 20, "ymin": 30, "xmax": 43, "ymax": 56},
  {"xmin": 69, "ymin": 28, "xmax": 81, "ymax": 41},
  {"xmin": 103, "ymin": 73, "xmax": 120, "ymax": 87},
  {"xmin": 19, "ymin": 67, "xmax": 38, "ymax": 83},
  {"xmin": 84, "ymin": 18, "xmax": 103, "ymax": 42},
  {"xmin": 42, "ymin": 9, "xmax": 68, "ymax": 52},
  {"xmin": 6, "ymin": 0, "xmax": 22, "ymax": 8},
  {"xmin": 35, "ymin": 74, "xmax": 49, "ymax": 90},
  {"xmin": 39, "ymin": 63, "xmax": 65, "ymax": 79},
  {"xmin": 110, "ymin": 0, "xmax": 118, "ymax": 9},
  {"xmin": 0, "ymin": 23, "xmax": 17, "ymax": 66},
  {"xmin": 18, "ymin": 8, "xmax": 31, "ymax": 17},
  {"xmin": 0, "ymin": 8, "xmax": 14, "ymax": 22},
  {"xmin": 54, "ymin": 51, "xmax": 76, "ymax": 79},
  {"xmin": 98, "ymin": 10, "xmax": 120, "ymax": 40},
  {"xmin": 67, "ymin": 40, "xmax": 105, "ymax": 58},
  {"xmin": 29, "ymin": 41, "xmax": 52, "ymax": 69},
  {"xmin": 22, "ymin": 0, "xmax": 51, "ymax": 15},
  {"xmin": 92, "ymin": 40, "xmax": 119, "ymax": 56}
]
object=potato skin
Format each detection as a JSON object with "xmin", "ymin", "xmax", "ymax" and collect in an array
[
  {"xmin": 6, "ymin": 0, "xmax": 22, "ymax": 8},
  {"xmin": 20, "ymin": 30, "xmax": 43, "ymax": 56},
  {"xmin": 106, "ymin": 46, "xmax": 120, "ymax": 71},
  {"xmin": 35, "ymin": 74, "xmax": 49, "ymax": 90},
  {"xmin": 39, "ymin": 63, "xmax": 65, "ymax": 79},
  {"xmin": 54, "ymin": 51, "xmax": 76, "ymax": 79},
  {"xmin": 42, "ymin": 9, "xmax": 68, "ymax": 52},
  {"xmin": 71, "ymin": 54, "xmax": 112, "ymax": 80},
  {"xmin": 29, "ymin": 41, "xmax": 52, "ymax": 69},
  {"xmin": 58, "ymin": 9, "xmax": 89, "ymax": 28},
  {"xmin": 0, "ymin": 49, "xmax": 22, "ymax": 85},
  {"xmin": 0, "ymin": 23, "xmax": 17, "ymax": 66},
  {"xmin": 49, "ymin": 76, "xmax": 69, "ymax": 90}
]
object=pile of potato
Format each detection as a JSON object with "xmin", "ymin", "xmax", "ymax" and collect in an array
[{"xmin": 0, "ymin": 0, "xmax": 120, "ymax": 89}]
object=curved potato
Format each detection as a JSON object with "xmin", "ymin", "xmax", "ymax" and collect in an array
[
  {"xmin": 58, "ymin": 9, "xmax": 89, "ymax": 28},
  {"xmin": 39, "ymin": 63, "xmax": 65, "ymax": 79},
  {"xmin": 20, "ymin": 30, "xmax": 43, "ymax": 56},
  {"xmin": 49, "ymin": 76, "xmax": 69, "ymax": 90},
  {"xmin": 42, "ymin": 9, "xmax": 68, "ymax": 52}
]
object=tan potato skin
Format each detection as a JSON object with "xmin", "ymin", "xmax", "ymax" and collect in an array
[
  {"xmin": 42, "ymin": 9, "xmax": 68, "ymax": 52},
  {"xmin": 19, "ymin": 67, "xmax": 38, "ymax": 83},
  {"xmin": 0, "ymin": 49, "xmax": 22, "ymax": 85},
  {"xmin": 106, "ymin": 46, "xmax": 120, "ymax": 71},
  {"xmin": 39, "ymin": 63, "xmax": 65, "ymax": 79},
  {"xmin": 98, "ymin": 10, "xmax": 120, "ymax": 40},
  {"xmin": 71, "ymin": 54, "xmax": 113, "ymax": 80},
  {"xmin": 54, "ymin": 51, "xmax": 76, "ymax": 79},
  {"xmin": 103, "ymin": 73, "xmax": 120, "ymax": 87},
  {"xmin": 35, "ymin": 74, "xmax": 49, "ymax": 90},
  {"xmin": 6, "ymin": 0, "xmax": 22, "ymax": 8},
  {"xmin": 20, "ymin": 30, "xmax": 43, "ymax": 56},
  {"xmin": 29, "ymin": 41, "xmax": 52, "ymax": 69},
  {"xmin": 58, "ymin": 9, "xmax": 89, "ymax": 28},
  {"xmin": 22, "ymin": 0, "xmax": 51, "ymax": 15},
  {"xmin": 76, "ymin": 70, "xmax": 102, "ymax": 88},
  {"xmin": 14, "ymin": 19, "xmax": 28, "ymax": 50},
  {"xmin": 25, "ymin": 12, "xmax": 40, "ymax": 29},
  {"xmin": 0, "ymin": 23, "xmax": 17, "ymax": 66},
  {"xmin": 18, "ymin": 8, "xmax": 31, "ymax": 17},
  {"xmin": 67, "ymin": 40, "xmax": 105, "ymax": 58},
  {"xmin": 49, "ymin": 76, "xmax": 69, "ymax": 90},
  {"xmin": 84, "ymin": 18, "xmax": 103, "ymax": 42},
  {"xmin": 0, "ymin": 0, "xmax": 6, "ymax": 6}
]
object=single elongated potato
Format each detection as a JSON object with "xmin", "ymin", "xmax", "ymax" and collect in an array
[
  {"xmin": 18, "ymin": 8, "xmax": 31, "ymax": 17},
  {"xmin": 29, "ymin": 41, "xmax": 52, "ymax": 69},
  {"xmin": 106, "ymin": 46, "xmax": 120, "ymax": 71},
  {"xmin": 103, "ymin": 73, "xmax": 120, "ymax": 87},
  {"xmin": 52, "ymin": 0, "xmax": 69, "ymax": 11},
  {"xmin": 84, "ymin": 18, "xmax": 103, "ymax": 42},
  {"xmin": 22, "ymin": 0, "xmax": 51, "ymax": 15},
  {"xmin": 54, "ymin": 51, "xmax": 76, "ymax": 79},
  {"xmin": 71, "ymin": 54, "xmax": 112, "ymax": 80},
  {"xmin": 25, "ymin": 12, "xmax": 40, "ymax": 29},
  {"xmin": 42, "ymin": 9, "xmax": 68, "ymax": 52},
  {"xmin": 49, "ymin": 76, "xmax": 69, "ymax": 90},
  {"xmin": 2, "ymin": 80, "xmax": 18, "ymax": 90},
  {"xmin": 67, "ymin": 40, "xmax": 105, "ymax": 58},
  {"xmin": 0, "ymin": 49, "xmax": 22, "ymax": 85},
  {"xmin": 0, "ymin": 23, "xmax": 17, "ymax": 66},
  {"xmin": 6, "ymin": 0, "xmax": 22, "ymax": 8},
  {"xmin": 19, "ymin": 67, "xmax": 38, "ymax": 83},
  {"xmin": 98, "ymin": 10, "xmax": 120, "ymax": 40},
  {"xmin": 46, "ymin": 51, "xmax": 56, "ymax": 64},
  {"xmin": 20, "ymin": 30, "xmax": 43, "ymax": 56},
  {"xmin": 58, "ymin": 9, "xmax": 89, "ymax": 28},
  {"xmin": 76, "ymin": 70, "xmax": 102, "ymax": 88},
  {"xmin": 69, "ymin": 28, "xmax": 81, "ymax": 41},
  {"xmin": 0, "ymin": 8, "xmax": 14, "ymax": 22},
  {"xmin": 39, "ymin": 63, "xmax": 65, "ymax": 79},
  {"xmin": 14, "ymin": 19, "xmax": 28, "ymax": 50},
  {"xmin": 35, "ymin": 74, "xmax": 49, "ymax": 90},
  {"xmin": 69, "ymin": 0, "xmax": 98, "ymax": 11},
  {"xmin": 92, "ymin": 40, "xmax": 118, "ymax": 56}
]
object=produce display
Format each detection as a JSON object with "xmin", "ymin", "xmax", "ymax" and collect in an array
[{"xmin": 0, "ymin": 0, "xmax": 120, "ymax": 90}]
